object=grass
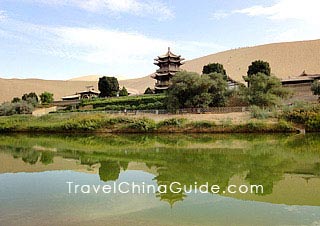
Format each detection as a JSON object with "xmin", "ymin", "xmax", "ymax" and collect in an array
[{"xmin": 0, "ymin": 113, "xmax": 298, "ymax": 133}]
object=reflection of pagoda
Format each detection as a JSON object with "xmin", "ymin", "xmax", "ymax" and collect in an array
[{"xmin": 153, "ymin": 47, "xmax": 185, "ymax": 93}]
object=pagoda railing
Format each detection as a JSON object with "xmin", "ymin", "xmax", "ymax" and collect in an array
[
  {"xmin": 156, "ymin": 66, "xmax": 180, "ymax": 73},
  {"xmin": 155, "ymin": 81, "xmax": 170, "ymax": 87}
]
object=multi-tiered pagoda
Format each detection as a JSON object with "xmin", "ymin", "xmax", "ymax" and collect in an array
[{"xmin": 153, "ymin": 47, "xmax": 185, "ymax": 93}]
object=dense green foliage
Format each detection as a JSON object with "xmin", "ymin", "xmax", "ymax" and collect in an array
[
  {"xmin": 157, "ymin": 118, "xmax": 187, "ymax": 128},
  {"xmin": 202, "ymin": 63, "xmax": 227, "ymax": 79},
  {"xmin": 11, "ymin": 97, "xmax": 21, "ymax": 103},
  {"xmin": 119, "ymin": 86, "xmax": 128, "ymax": 96},
  {"xmin": 247, "ymin": 60, "xmax": 271, "ymax": 77},
  {"xmin": 98, "ymin": 76, "xmax": 119, "ymax": 97},
  {"xmin": 1, "ymin": 93, "xmax": 37, "ymax": 116},
  {"xmin": 0, "ymin": 101, "xmax": 34, "ymax": 116},
  {"xmin": 206, "ymin": 73, "xmax": 229, "ymax": 106},
  {"xmin": 166, "ymin": 72, "xmax": 212, "ymax": 110},
  {"xmin": 127, "ymin": 118, "xmax": 156, "ymax": 132},
  {"xmin": 40, "ymin": 91, "xmax": 54, "ymax": 104},
  {"xmin": 166, "ymin": 71, "xmax": 228, "ymax": 110},
  {"xmin": 282, "ymin": 104, "xmax": 320, "ymax": 131},
  {"xmin": 242, "ymin": 73, "xmax": 290, "ymax": 107},
  {"xmin": 311, "ymin": 80, "xmax": 320, "ymax": 100},
  {"xmin": 22, "ymin": 92, "xmax": 39, "ymax": 106},
  {"xmin": 81, "ymin": 94, "xmax": 166, "ymax": 110}
]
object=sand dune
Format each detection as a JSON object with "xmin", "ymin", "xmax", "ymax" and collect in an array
[
  {"xmin": 0, "ymin": 78, "xmax": 100, "ymax": 103},
  {"xmin": 1, "ymin": 39, "xmax": 320, "ymax": 102},
  {"xmin": 182, "ymin": 39, "xmax": 320, "ymax": 82}
]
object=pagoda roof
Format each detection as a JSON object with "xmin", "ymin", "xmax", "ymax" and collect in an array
[
  {"xmin": 157, "ymin": 47, "xmax": 182, "ymax": 59},
  {"xmin": 154, "ymin": 59, "xmax": 185, "ymax": 64},
  {"xmin": 155, "ymin": 72, "xmax": 176, "ymax": 77}
]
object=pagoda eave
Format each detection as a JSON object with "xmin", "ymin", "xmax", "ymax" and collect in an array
[
  {"xmin": 155, "ymin": 86, "xmax": 169, "ymax": 90},
  {"xmin": 154, "ymin": 60, "xmax": 184, "ymax": 64},
  {"xmin": 155, "ymin": 72, "xmax": 176, "ymax": 77}
]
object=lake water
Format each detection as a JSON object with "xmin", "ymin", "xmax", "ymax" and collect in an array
[{"xmin": 0, "ymin": 134, "xmax": 319, "ymax": 226}]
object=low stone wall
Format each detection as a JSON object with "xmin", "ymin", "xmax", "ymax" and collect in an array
[{"xmin": 32, "ymin": 106, "xmax": 57, "ymax": 117}]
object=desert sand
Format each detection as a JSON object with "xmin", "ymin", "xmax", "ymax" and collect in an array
[{"xmin": 1, "ymin": 39, "xmax": 320, "ymax": 102}]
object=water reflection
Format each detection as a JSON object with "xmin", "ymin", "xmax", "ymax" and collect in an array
[{"xmin": 0, "ymin": 134, "xmax": 320, "ymax": 207}]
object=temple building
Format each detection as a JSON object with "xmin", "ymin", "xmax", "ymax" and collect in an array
[
  {"xmin": 152, "ymin": 47, "xmax": 185, "ymax": 93},
  {"xmin": 281, "ymin": 71, "xmax": 320, "ymax": 103},
  {"xmin": 61, "ymin": 86, "xmax": 100, "ymax": 101}
]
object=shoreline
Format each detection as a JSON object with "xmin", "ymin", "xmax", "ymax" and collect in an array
[{"xmin": 0, "ymin": 113, "xmax": 305, "ymax": 134}]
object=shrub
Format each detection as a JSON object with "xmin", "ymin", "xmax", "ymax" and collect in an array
[
  {"xmin": 0, "ymin": 101, "xmax": 34, "ymax": 116},
  {"xmin": 191, "ymin": 121, "xmax": 215, "ymax": 128},
  {"xmin": 106, "ymin": 117, "xmax": 135, "ymax": 125},
  {"xmin": 157, "ymin": 118, "xmax": 187, "ymax": 128},
  {"xmin": 11, "ymin": 97, "xmax": 21, "ymax": 103},
  {"xmin": 306, "ymin": 114, "xmax": 320, "ymax": 131},
  {"xmin": 282, "ymin": 105, "xmax": 320, "ymax": 131},
  {"xmin": 40, "ymin": 92, "xmax": 54, "ymax": 104},
  {"xmin": 22, "ymin": 92, "xmax": 39, "ymax": 106},
  {"xmin": 119, "ymin": 87, "xmax": 128, "ymax": 97},
  {"xmin": 246, "ymin": 121, "xmax": 266, "ymax": 132},
  {"xmin": 127, "ymin": 118, "xmax": 156, "ymax": 132},
  {"xmin": 250, "ymin": 106, "xmax": 271, "ymax": 119},
  {"xmin": 276, "ymin": 119, "xmax": 295, "ymax": 132},
  {"xmin": 63, "ymin": 116, "xmax": 106, "ymax": 131}
]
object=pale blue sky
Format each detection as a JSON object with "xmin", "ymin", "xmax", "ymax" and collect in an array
[{"xmin": 0, "ymin": 0, "xmax": 319, "ymax": 80}]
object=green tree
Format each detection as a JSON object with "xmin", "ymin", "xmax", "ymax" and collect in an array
[
  {"xmin": 166, "ymin": 71, "xmax": 213, "ymax": 110},
  {"xmin": 119, "ymin": 86, "xmax": 128, "ymax": 96},
  {"xmin": 311, "ymin": 80, "xmax": 320, "ymax": 101},
  {"xmin": 202, "ymin": 63, "xmax": 227, "ymax": 79},
  {"xmin": 40, "ymin": 91, "xmax": 54, "ymax": 104},
  {"xmin": 22, "ymin": 92, "xmax": 39, "ymax": 106},
  {"xmin": 98, "ymin": 76, "xmax": 119, "ymax": 97},
  {"xmin": 247, "ymin": 60, "xmax": 271, "ymax": 77},
  {"xmin": 241, "ymin": 73, "xmax": 290, "ymax": 107},
  {"xmin": 205, "ymin": 73, "xmax": 229, "ymax": 107},
  {"xmin": 144, "ymin": 87, "xmax": 154, "ymax": 94},
  {"xmin": 11, "ymin": 97, "xmax": 21, "ymax": 103}
]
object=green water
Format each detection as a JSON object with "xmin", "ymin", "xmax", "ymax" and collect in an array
[{"xmin": 0, "ymin": 134, "xmax": 319, "ymax": 226}]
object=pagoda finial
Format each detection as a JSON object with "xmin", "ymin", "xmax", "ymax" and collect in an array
[{"xmin": 168, "ymin": 47, "xmax": 170, "ymax": 52}]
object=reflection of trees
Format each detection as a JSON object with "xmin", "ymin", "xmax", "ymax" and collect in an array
[
  {"xmin": 244, "ymin": 153, "xmax": 293, "ymax": 195},
  {"xmin": 98, "ymin": 160, "xmax": 129, "ymax": 182},
  {"xmin": 99, "ymin": 161, "xmax": 121, "ymax": 182},
  {"xmin": 155, "ymin": 179, "xmax": 186, "ymax": 207},
  {"xmin": 119, "ymin": 161, "xmax": 128, "ymax": 171},
  {"xmin": 11, "ymin": 147, "xmax": 40, "ymax": 165},
  {"xmin": 154, "ymin": 151, "xmax": 244, "ymax": 196},
  {"xmin": 40, "ymin": 151, "xmax": 54, "ymax": 165},
  {"xmin": 22, "ymin": 150, "xmax": 40, "ymax": 165},
  {"xmin": 1, "ymin": 134, "xmax": 320, "ymax": 205}
]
